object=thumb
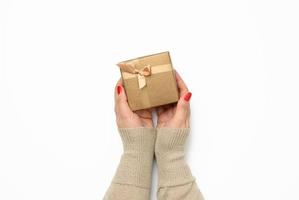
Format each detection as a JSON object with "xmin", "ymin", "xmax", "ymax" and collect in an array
[
  {"xmin": 114, "ymin": 83, "xmax": 133, "ymax": 117},
  {"xmin": 173, "ymin": 92, "xmax": 192, "ymax": 122}
]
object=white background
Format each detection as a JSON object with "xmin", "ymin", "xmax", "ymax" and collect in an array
[{"xmin": 1, "ymin": 0, "xmax": 299, "ymax": 199}]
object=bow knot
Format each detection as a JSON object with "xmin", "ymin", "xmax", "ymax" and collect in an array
[{"xmin": 118, "ymin": 62, "xmax": 152, "ymax": 89}]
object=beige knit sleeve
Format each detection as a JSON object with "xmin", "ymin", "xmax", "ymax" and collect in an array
[
  {"xmin": 104, "ymin": 128, "xmax": 156, "ymax": 200},
  {"xmin": 155, "ymin": 128, "xmax": 204, "ymax": 200}
]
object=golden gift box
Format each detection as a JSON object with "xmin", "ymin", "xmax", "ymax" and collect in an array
[{"xmin": 117, "ymin": 51, "xmax": 179, "ymax": 111}]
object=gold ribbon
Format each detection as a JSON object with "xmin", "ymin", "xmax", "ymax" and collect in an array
[{"xmin": 118, "ymin": 61, "xmax": 152, "ymax": 89}]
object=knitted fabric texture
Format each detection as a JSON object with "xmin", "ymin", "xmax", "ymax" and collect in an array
[
  {"xmin": 104, "ymin": 128, "xmax": 156, "ymax": 200},
  {"xmin": 155, "ymin": 128, "xmax": 195, "ymax": 187},
  {"xmin": 104, "ymin": 128, "xmax": 204, "ymax": 200},
  {"xmin": 156, "ymin": 128, "xmax": 204, "ymax": 200}
]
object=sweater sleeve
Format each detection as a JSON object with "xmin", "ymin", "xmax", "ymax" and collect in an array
[
  {"xmin": 103, "ymin": 128, "xmax": 156, "ymax": 200},
  {"xmin": 155, "ymin": 128, "xmax": 204, "ymax": 200}
]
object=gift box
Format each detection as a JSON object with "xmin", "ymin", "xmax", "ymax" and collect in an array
[{"xmin": 117, "ymin": 51, "xmax": 179, "ymax": 111}]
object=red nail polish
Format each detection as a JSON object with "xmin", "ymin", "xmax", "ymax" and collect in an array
[
  {"xmin": 117, "ymin": 85, "xmax": 122, "ymax": 95},
  {"xmin": 184, "ymin": 92, "xmax": 192, "ymax": 102}
]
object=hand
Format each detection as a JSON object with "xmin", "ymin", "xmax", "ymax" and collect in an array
[
  {"xmin": 156, "ymin": 71, "xmax": 192, "ymax": 128},
  {"xmin": 114, "ymin": 80, "xmax": 154, "ymax": 128}
]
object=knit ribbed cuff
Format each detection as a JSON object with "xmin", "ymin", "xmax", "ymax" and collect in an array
[
  {"xmin": 156, "ymin": 128, "xmax": 190, "ymax": 152},
  {"xmin": 113, "ymin": 127, "xmax": 156, "ymax": 188},
  {"xmin": 118, "ymin": 128, "xmax": 156, "ymax": 152},
  {"xmin": 156, "ymin": 128, "xmax": 195, "ymax": 187}
]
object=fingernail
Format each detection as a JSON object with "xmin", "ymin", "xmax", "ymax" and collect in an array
[
  {"xmin": 184, "ymin": 92, "xmax": 192, "ymax": 102},
  {"xmin": 117, "ymin": 85, "xmax": 122, "ymax": 95}
]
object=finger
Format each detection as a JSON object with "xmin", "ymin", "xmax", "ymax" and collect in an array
[
  {"xmin": 114, "ymin": 79, "xmax": 122, "ymax": 102},
  {"xmin": 114, "ymin": 80, "xmax": 133, "ymax": 117},
  {"xmin": 173, "ymin": 91, "xmax": 192, "ymax": 123},
  {"xmin": 175, "ymin": 70, "xmax": 189, "ymax": 96}
]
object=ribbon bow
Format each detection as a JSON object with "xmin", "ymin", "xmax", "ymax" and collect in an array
[{"xmin": 118, "ymin": 62, "xmax": 152, "ymax": 89}]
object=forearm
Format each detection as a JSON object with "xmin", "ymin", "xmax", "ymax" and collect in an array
[
  {"xmin": 104, "ymin": 128, "xmax": 156, "ymax": 200},
  {"xmin": 155, "ymin": 128, "xmax": 204, "ymax": 200}
]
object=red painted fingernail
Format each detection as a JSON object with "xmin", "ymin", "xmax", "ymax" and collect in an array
[
  {"xmin": 117, "ymin": 85, "xmax": 122, "ymax": 95},
  {"xmin": 184, "ymin": 92, "xmax": 192, "ymax": 102}
]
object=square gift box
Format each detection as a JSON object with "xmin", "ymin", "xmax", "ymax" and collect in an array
[{"xmin": 117, "ymin": 51, "xmax": 179, "ymax": 111}]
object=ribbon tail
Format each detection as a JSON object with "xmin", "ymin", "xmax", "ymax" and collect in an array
[{"xmin": 137, "ymin": 74, "xmax": 146, "ymax": 89}]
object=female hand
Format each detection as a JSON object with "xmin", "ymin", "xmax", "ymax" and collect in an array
[
  {"xmin": 156, "ymin": 71, "xmax": 192, "ymax": 128},
  {"xmin": 114, "ymin": 80, "xmax": 154, "ymax": 128}
]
